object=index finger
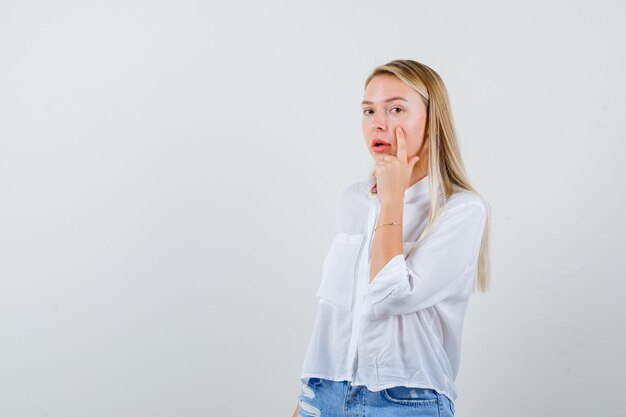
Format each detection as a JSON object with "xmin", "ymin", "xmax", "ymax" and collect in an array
[{"xmin": 395, "ymin": 127, "xmax": 407, "ymax": 162}]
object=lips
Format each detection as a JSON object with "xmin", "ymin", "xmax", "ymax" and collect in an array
[
  {"xmin": 371, "ymin": 138, "xmax": 391, "ymax": 154},
  {"xmin": 371, "ymin": 138, "xmax": 391, "ymax": 147}
]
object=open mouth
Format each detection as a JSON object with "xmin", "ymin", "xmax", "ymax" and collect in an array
[
  {"xmin": 372, "ymin": 141, "xmax": 391, "ymax": 152},
  {"xmin": 372, "ymin": 138, "xmax": 391, "ymax": 149}
]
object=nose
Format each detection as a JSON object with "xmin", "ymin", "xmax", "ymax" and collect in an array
[{"xmin": 371, "ymin": 114, "xmax": 388, "ymax": 131}]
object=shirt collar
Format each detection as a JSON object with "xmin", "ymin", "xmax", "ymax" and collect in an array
[{"xmin": 404, "ymin": 174, "xmax": 430, "ymax": 203}]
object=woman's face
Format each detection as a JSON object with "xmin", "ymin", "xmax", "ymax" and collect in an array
[{"xmin": 361, "ymin": 74, "xmax": 428, "ymax": 164}]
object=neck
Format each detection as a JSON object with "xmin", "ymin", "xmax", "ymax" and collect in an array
[{"xmin": 407, "ymin": 164, "xmax": 428, "ymax": 190}]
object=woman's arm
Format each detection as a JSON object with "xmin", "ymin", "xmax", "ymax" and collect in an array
[
  {"xmin": 364, "ymin": 201, "xmax": 487, "ymax": 319},
  {"xmin": 369, "ymin": 126, "xmax": 419, "ymax": 284},
  {"xmin": 369, "ymin": 198, "xmax": 404, "ymax": 283}
]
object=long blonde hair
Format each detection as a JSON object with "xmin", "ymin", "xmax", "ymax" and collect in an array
[{"xmin": 365, "ymin": 59, "xmax": 492, "ymax": 293}]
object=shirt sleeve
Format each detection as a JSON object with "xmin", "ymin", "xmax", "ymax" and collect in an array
[{"xmin": 363, "ymin": 200, "xmax": 487, "ymax": 319}]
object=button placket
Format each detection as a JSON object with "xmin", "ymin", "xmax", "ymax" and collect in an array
[{"xmin": 347, "ymin": 195, "xmax": 379, "ymax": 381}]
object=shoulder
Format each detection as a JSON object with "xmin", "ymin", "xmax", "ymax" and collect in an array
[
  {"xmin": 442, "ymin": 188, "xmax": 488, "ymax": 219},
  {"xmin": 338, "ymin": 179, "xmax": 370, "ymax": 206},
  {"xmin": 425, "ymin": 189, "xmax": 488, "ymax": 240},
  {"xmin": 333, "ymin": 179, "xmax": 370, "ymax": 232}
]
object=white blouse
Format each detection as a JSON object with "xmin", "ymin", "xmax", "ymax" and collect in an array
[{"xmin": 300, "ymin": 173, "xmax": 487, "ymax": 403}]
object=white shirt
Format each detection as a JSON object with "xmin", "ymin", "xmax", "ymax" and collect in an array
[{"xmin": 300, "ymin": 173, "xmax": 487, "ymax": 403}]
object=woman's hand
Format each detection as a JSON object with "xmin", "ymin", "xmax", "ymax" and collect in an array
[{"xmin": 372, "ymin": 127, "xmax": 420, "ymax": 204}]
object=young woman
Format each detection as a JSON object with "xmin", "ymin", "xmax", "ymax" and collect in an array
[{"xmin": 292, "ymin": 59, "xmax": 491, "ymax": 417}]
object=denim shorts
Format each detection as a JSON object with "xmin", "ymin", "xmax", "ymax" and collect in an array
[{"xmin": 298, "ymin": 377, "xmax": 455, "ymax": 417}]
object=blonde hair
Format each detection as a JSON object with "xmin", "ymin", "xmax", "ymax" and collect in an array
[{"xmin": 365, "ymin": 59, "xmax": 492, "ymax": 293}]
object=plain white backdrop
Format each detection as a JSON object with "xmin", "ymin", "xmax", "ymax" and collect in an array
[{"xmin": 1, "ymin": 1, "xmax": 625, "ymax": 416}]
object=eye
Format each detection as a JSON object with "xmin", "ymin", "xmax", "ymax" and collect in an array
[
  {"xmin": 362, "ymin": 108, "xmax": 373, "ymax": 115},
  {"xmin": 390, "ymin": 107, "xmax": 403, "ymax": 114}
]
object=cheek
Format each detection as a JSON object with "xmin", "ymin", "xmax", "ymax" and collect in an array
[
  {"xmin": 400, "ymin": 118, "xmax": 420, "ymax": 132},
  {"xmin": 361, "ymin": 121, "xmax": 369, "ymax": 135},
  {"xmin": 404, "ymin": 132, "xmax": 423, "ymax": 155}
]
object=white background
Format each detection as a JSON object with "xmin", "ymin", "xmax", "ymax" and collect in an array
[{"xmin": 1, "ymin": 1, "xmax": 624, "ymax": 416}]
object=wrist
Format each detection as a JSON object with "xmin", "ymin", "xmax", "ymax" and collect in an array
[
  {"xmin": 380, "ymin": 196, "xmax": 404, "ymax": 208},
  {"xmin": 378, "ymin": 199, "xmax": 403, "ymax": 223}
]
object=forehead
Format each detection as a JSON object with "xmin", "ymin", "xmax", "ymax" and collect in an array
[{"xmin": 362, "ymin": 74, "xmax": 421, "ymax": 104}]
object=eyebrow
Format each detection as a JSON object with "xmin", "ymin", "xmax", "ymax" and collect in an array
[{"xmin": 361, "ymin": 96, "xmax": 409, "ymax": 106}]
